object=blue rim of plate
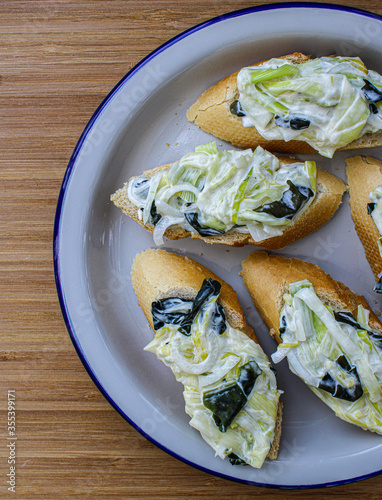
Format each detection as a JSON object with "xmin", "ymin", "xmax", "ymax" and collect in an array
[{"xmin": 53, "ymin": 2, "xmax": 382, "ymax": 489}]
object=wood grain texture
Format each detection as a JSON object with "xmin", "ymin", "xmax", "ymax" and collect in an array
[{"xmin": 1, "ymin": 1, "xmax": 382, "ymax": 498}]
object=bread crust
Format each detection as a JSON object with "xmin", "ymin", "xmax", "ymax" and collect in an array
[
  {"xmin": 131, "ymin": 248, "xmax": 282, "ymax": 459},
  {"xmin": 187, "ymin": 53, "xmax": 382, "ymax": 154},
  {"xmin": 111, "ymin": 159, "xmax": 345, "ymax": 250},
  {"xmin": 132, "ymin": 248, "xmax": 253, "ymax": 337},
  {"xmin": 240, "ymin": 251, "xmax": 382, "ymax": 344},
  {"xmin": 346, "ymin": 156, "xmax": 382, "ymax": 283}
]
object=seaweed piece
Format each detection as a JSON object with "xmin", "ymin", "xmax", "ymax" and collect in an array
[
  {"xmin": 274, "ymin": 115, "xmax": 310, "ymax": 130},
  {"xmin": 227, "ymin": 453, "xmax": 248, "ymax": 465},
  {"xmin": 362, "ymin": 80, "xmax": 382, "ymax": 102},
  {"xmin": 374, "ymin": 277, "xmax": 382, "ymax": 294},
  {"xmin": 369, "ymin": 102, "xmax": 379, "ymax": 114},
  {"xmin": 203, "ymin": 360, "xmax": 261, "ymax": 432},
  {"xmin": 151, "ymin": 298, "xmax": 192, "ymax": 331},
  {"xmin": 258, "ymin": 181, "xmax": 313, "ymax": 219},
  {"xmin": 367, "ymin": 202, "xmax": 376, "ymax": 215},
  {"xmin": 150, "ymin": 201, "xmax": 162, "ymax": 225},
  {"xmin": 151, "ymin": 279, "xmax": 225, "ymax": 336},
  {"xmin": 178, "ymin": 279, "xmax": 222, "ymax": 335},
  {"xmin": 335, "ymin": 310, "xmax": 382, "ymax": 349},
  {"xmin": 279, "ymin": 314, "xmax": 287, "ymax": 337},
  {"xmin": 318, "ymin": 355, "xmax": 363, "ymax": 402},
  {"xmin": 209, "ymin": 302, "xmax": 227, "ymax": 336},
  {"xmin": 184, "ymin": 212, "xmax": 225, "ymax": 237},
  {"xmin": 230, "ymin": 99, "xmax": 246, "ymax": 117}
]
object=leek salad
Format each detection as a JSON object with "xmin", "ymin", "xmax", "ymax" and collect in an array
[
  {"xmin": 128, "ymin": 142, "xmax": 316, "ymax": 245},
  {"xmin": 368, "ymin": 185, "xmax": 382, "ymax": 293},
  {"xmin": 145, "ymin": 279, "xmax": 281, "ymax": 468},
  {"xmin": 272, "ymin": 280, "xmax": 382, "ymax": 433},
  {"xmin": 236, "ymin": 56, "xmax": 382, "ymax": 158}
]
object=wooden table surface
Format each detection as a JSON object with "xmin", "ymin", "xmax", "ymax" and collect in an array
[{"xmin": 1, "ymin": 0, "xmax": 382, "ymax": 498}]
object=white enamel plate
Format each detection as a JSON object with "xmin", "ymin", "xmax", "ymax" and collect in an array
[{"xmin": 54, "ymin": 3, "xmax": 382, "ymax": 488}]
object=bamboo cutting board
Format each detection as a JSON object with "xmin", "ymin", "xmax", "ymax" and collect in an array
[{"xmin": 1, "ymin": 1, "xmax": 382, "ymax": 498}]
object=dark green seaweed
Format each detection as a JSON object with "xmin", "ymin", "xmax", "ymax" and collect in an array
[
  {"xmin": 151, "ymin": 297, "xmax": 192, "ymax": 331},
  {"xmin": 334, "ymin": 311, "xmax": 382, "ymax": 349},
  {"xmin": 150, "ymin": 201, "xmax": 162, "ymax": 225},
  {"xmin": 279, "ymin": 314, "xmax": 287, "ymax": 337},
  {"xmin": 203, "ymin": 360, "xmax": 261, "ymax": 432},
  {"xmin": 318, "ymin": 355, "xmax": 363, "ymax": 402},
  {"xmin": 227, "ymin": 453, "xmax": 248, "ymax": 466},
  {"xmin": 184, "ymin": 212, "xmax": 226, "ymax": 237},
  {"xmin": 333, "ymin": 311, "xmax": 361, "ymax": 330},
  {"xmin": 203, "ymin": 383, "xmax": 248, "ymax": 433},
  {"xmin": 368, "ymin": 202, "xmax": 376, "ymax": 215},
  {"xmin": 362, "ymin": 80, "xmax": 382, "ymax": 103},
  {"xmin": 366, "ymin": 204, "xmax": 382, "ymax": 294},
  {"xmin": 258, "ymin": 181, "xmax": 313, "ymax": 220},
  {"xmin": 178, "ymin": 279, "xmax": 222, "ymax": 335},
  {"xmin": 274, "ymin": 115, "xmax": 310, "ymax": 130},
  {"xmin": 229, "ymin": 100, "xmax": 246, "ymax": 117},
  {"xmin": 374, "ymin": 277, "xmax": 382, "ymax": 294},
  {"xmin": 369, "ymin": 102, "xmax": 379, "ymax": 114},
  {"xmin": 209, "ymin": 302, "xmax": 227, "ymax": 336},
  {"xmin": 151, "ymin": 279, "xmax": 225, "ymax": 336}
]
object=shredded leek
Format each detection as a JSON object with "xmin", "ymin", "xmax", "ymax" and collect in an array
[
  {"xmin": 273, "ymin": 280, "xmax": 382, "ymax": 433},
  {"xmin": 145, "ymin": 284, "xmax": 281, "ymax": 468},
  {"xmin": 128, "ymin": 143, "xmax": 316, "ymax": 245},
  {"xmin": 237, "ymin": 56, "xmax": 382, "ymax": 157}
]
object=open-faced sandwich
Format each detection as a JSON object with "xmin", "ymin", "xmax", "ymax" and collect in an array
[
  {"xmin": 240, "ymin": 251, "xmax": 382, "ymax": 434},
  {"xmin": 347, "ymin": 156, "xmax": 382, "ymax": 293},
  {"xmin": 112, "ymin": 142, "xmax": 345, "ymax": 248},
  {"xmin": 187, "ymin": 54, "xmax": 382, "ymax": 158},
  {"xmin": 132, "ymin": 248, "xmax": 282, "ymax": 468}
]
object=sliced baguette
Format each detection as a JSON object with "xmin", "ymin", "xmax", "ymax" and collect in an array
[
  {"xmin": 111, "ymin": 158, "xmax": 345, "ymax": 250},
  {"xmin": 346, "ymin": 156, "xmax": 382, "ymax": 284},
  {"xmin": 240, "ymin": 251, "xmax": 382, "ymax": 345},
  {"xmin": 132, "ymin": 248, "xmax": 282, "ymax": 459},
  {"xmin": 240, "ymin": 251, "xmax": 382, "ymax": 434},
  {"xmin": 187, "ymin": 52, "xmax": 382, "ymax": 154}
]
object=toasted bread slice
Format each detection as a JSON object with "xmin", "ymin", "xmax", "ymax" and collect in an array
[
  {"xmin": 132, "ymin": 248, "xmax": 282, "ymax": 460},
  {"xmin": 346, "ymin": 156, "xmax": 382, "ymax": 284},
  {"xmin": 111, "ymin": 158, "xmax": 345, "ymax": 250},
  {"xmin": 187, "ymin": 53, "xmax": 382, "ymax": 154},
  {"xmin": 240, "ymin": 251, "xmax": 382, "ymax": 344},
  {"xmin": 240, "ymin": 251, "xmax": 382, "ymax": 434}
]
